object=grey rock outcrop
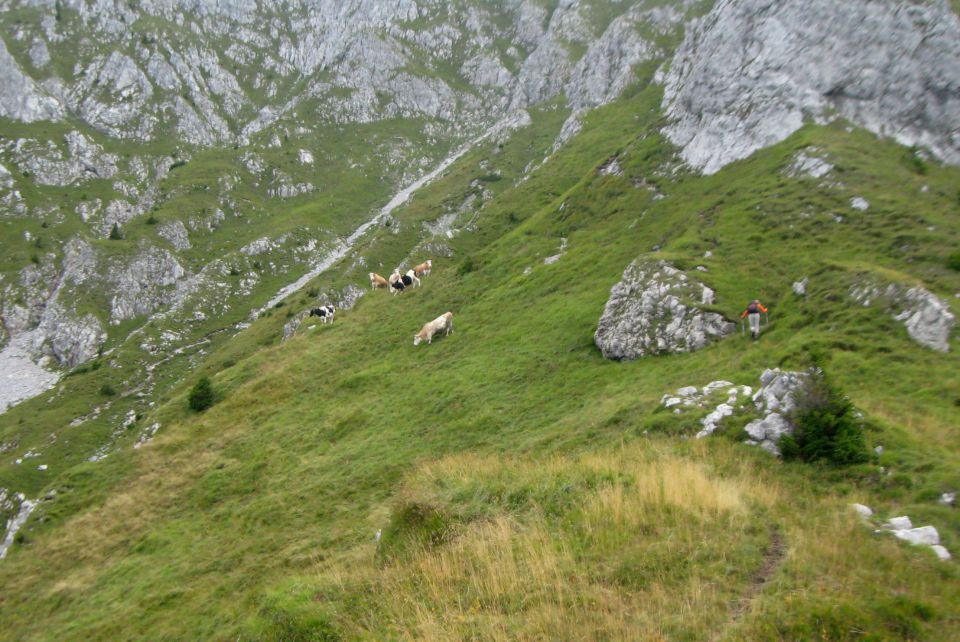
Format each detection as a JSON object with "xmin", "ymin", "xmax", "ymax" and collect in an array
[
  {"xmin": 9, "ymin": 132, "xmax": 119, "ymax": 186},
  {"xmin": 662, "ymin": 0, "xmax": 960, "ymax": 174},
  {"xmin": 786, "ymin": 150, "xmax": 833, "ymax": 179},
  {"xmin": 109, "ymin": 246, "xmax": 186, "ymax": 322},
  {"xmin": 661, "ymin": 368, "xmax": 808, "ymax": 453},
  {"xmin": 743, "ymin": 368, "xmax": 808, "ymax": 455},
  {"xmin": 595, "ymin": 260, "xmax": 734, "ymax": 360},
  {"xmin": 157, "ymin": 220, "xmax": 191, "ymax": 250},
  {"xmin": 34, "ymin": 303, "xmax": 106, "ymax": 368},
  {"xmin": 851, "ymin": 281, "xmax": 955, "ymax": 352},
  {"xmin": 0, "ymin": 37, "xmax": 63, "ymax": 122}
]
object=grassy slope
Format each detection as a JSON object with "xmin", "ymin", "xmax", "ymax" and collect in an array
[{"xmin": 0, "ymin": 81, "xmax": 959, "ymax": 640}]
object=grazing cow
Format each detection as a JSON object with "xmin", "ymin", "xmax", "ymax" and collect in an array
[
  {"xmin": 414, "ymin": 311, "xmax": 454, "ymax": 345},
  {"xmin": 309, "ymin": 305, "xmax": 335, "ymax": 324},
  {"xmin": 413, "ymin": 260, "xmax": 432, "ymax": 277},
  {"xmin": 369, "ymin": 272, "xmax": 389, "ymax": 290}
]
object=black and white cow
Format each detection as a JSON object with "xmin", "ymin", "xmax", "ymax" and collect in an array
[{"xmin": 309, "ymin": 305, "xmax": 335, "ymax": 324}]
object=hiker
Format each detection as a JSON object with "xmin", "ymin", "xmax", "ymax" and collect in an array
[{"xmin": 740, "ymin": 299, "xmax": 768, "ymax": 339}]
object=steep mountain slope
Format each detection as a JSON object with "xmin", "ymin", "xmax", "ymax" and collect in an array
[
  {"xmin": 1, "ymin": 0, "xmax": 959, "ymax": 640},
  {"xmin": 1, "ymin": 0, "xmax": 691, "ymax": 405}
]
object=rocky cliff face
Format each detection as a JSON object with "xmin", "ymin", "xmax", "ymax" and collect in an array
[
  {"xmin": 0, "ymin": 0, "xmax": 677, "ymax": 146},
  {"xmin": 661, "ymin": 0, "xmax": 960, "ymax": 174}
]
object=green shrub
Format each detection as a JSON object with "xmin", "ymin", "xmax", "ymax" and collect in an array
[
  {"xmin": 377, "ymin": 502, "xmax": 452, "ymax": 562},
  {"xmin": 145, "ymin": 214, "xmax": 159, "ymax": 225},
  {"xmin": 457, "ymin": 256, "xmax": 476, "ymax": 277},
  {"xmin": 780, "ymin": 369, "xmax": 869, "ymax": 466},
  {"xmin": 99, "ymin": 383, "xmax": 116, "ymax": 397},
  {"xmin": 108, "ymin": 223, "xmax": 123, "ymax": 240},
  {"xmin": 188, "ymin": 376, "xmax": 215, "ymax": 412},
  {"xmin": 947, "ymin": 252, "xmax": 960, "ymax": 272}
]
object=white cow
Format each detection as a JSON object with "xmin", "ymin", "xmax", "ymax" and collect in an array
[{"xmin": 414, "ymin": 312, "xmax": 453, "ymax": 345}]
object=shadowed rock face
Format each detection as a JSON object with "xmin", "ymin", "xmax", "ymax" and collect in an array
[
  {"xmin": 594, "ymin": 259, "xmax": 734, "ymax": 360},
  {"xmin": 662, "ymin": 0, "xmax": 960, "ymax": 174}
]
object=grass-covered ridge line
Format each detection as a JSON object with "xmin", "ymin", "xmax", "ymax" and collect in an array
[{"xmin": 0, "ymin": 79, "xmax": 958, "ymax": 640}]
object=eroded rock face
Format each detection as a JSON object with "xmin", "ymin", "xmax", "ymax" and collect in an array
[
  {"xmin": 595, "ymin": 260, "xmax": 734, "ymax": 360},
  {"xmin": 109, "ymin": 246, "xmax": 186, "ymax": 322},
  {"xmin": 157, "ymin": 219, "xmax": 191, "ymax": 250},
  {"xmin": 662, "ymin": 0, "xmax": 960, "ymax": 174},
  {"xmin": 851, "ymin": 281, "xmax": 955, "ymax": 352},
  {"xmin": 0, "ymin": 38, "xmax": 63, "ymax": 122}
]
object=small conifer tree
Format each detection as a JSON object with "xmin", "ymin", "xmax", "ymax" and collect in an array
[
  {"xmin": 780, "ymin": 369, "xmax": 868, "ymax": 465},
  {"xmin": 109, "ymin": 223, "xmax": 123, "ymax": 240},
  {"xmin": 188, "ymin": 375, "xmax": 215, "ymax": 412}
]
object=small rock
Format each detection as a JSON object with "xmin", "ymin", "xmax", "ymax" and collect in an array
[
  {"xmin": 850, "ymin": 503, "xmax": 873, "ymax": 519},
  {"xmin": 885, "ymin": 516, "xmax": 913, "ymax": 531},
  {"xmin": 931, "ymin": 545, "xmax": 952, "ymax": 561},
  {"xmin": 850, "ymin": 197, "xmax": 870, "ymax": 211},
  {"xmin": 37, "ymin": 464, "xmax": 48, "ymax": 471},
  {"xmin": 874, "ymin": 445, "xmax": 884, "ymax": 456},
  {"xmin": 792, "ymin": 277, "xmax": 808, "ymax": 296},
  {"xmin": 939, "ymin": 492, "xmax": 956, "ymax": 507}
]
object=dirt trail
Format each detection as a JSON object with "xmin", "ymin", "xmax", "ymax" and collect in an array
[{"xmin": 713, "ymin": 524, "xmax": 787, "ymax": 640}]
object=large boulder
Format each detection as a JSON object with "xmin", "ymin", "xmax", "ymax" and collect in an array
[
  {"xmin": 851, "ymin": 281, "xmax": 955, "ymax": 352},
  {"xmin": 595, "ymin": 260, "xmax": 734, "ymax": 360}
]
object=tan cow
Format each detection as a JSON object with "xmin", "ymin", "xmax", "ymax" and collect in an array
[
  {"xmin": 413, "ymin": 259, "xmax": 432, "ymax": 277},
  {"xmin": 414, "ymin": 312, "xmax": 453, "ymax": 346},
  {"xmin": 369, "ymin": 272, "xmax": 389, "ymax": 290}
]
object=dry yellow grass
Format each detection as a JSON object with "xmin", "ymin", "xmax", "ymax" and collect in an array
[{"xmin": 315, "ymin": 447, "xmax": 784, "ymax": 641}]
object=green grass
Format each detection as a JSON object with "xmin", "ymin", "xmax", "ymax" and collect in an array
[{"xmin": 1, "ymin": 76, "xmax": 959, "ymax": 642}]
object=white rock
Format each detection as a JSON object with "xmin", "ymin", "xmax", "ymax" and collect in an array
[
  {"xmin": 885, "ymin": 516, "xmax": 913, "ymax": 531},
  {"xmin": 850, "ymin": 197, "xmax": 870, "ymax": 211},
  {"xmin": 931, "ymin": 545, "xmax": 952, "ymax": 561},
  {"xmin": 792, "ymin": 278, "xmax": 808, "ymax": 296},
  {"xmin": 701, "ymin": 285, "xmax": 715, "ymax": 305},
  {"xmin": 939, "ymin": 492, "xmax": 956, "ymax": 506},
  {"xmin": 744, "ymin": 412, "xmax": 790, "ymax": 442},
  {"xmin": 703, "ymin": 380, "xmax": 735, "ymax": 395},
  {"xmin": 892, "ymin": 525, "xmax": 939, "ymax": 546},
  {"xmin": 850, "ymin": 503, "xmax": 873, "ymax": 519}
]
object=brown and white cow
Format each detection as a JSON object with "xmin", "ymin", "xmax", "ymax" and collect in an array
[
  {"xmin": 369, "ymin": 272, "xmax": 389, "ymax": 290},
  {"xmin": 413, "ymin": 259, "xmax": 432, "ymax": 277},
  {"xmin": 413, "ymin": 311, "xmax": 453, "ymax": 345}
]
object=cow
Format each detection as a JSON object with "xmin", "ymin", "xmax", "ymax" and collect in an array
[
  {"xmin": 369, "ymin": 272, "xmax": 389, "ymax": 290},
  {"xmin": 413, "ymin": 260, "xmax": 432, "ymax": 277},
  {"xmin": 414, "ymin": 311, "xmax": 453, "ymax": 346},
  {"xmin": 402, "ymin": 269, "xmax": 421, "ymax": 289},
  {"xmin": 389, "ymin": 270, "xmax": 405, "ymax": 295},
  {"xmin": 309, "ymin": 305, "xmax": 335, "ymax": 324}
]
